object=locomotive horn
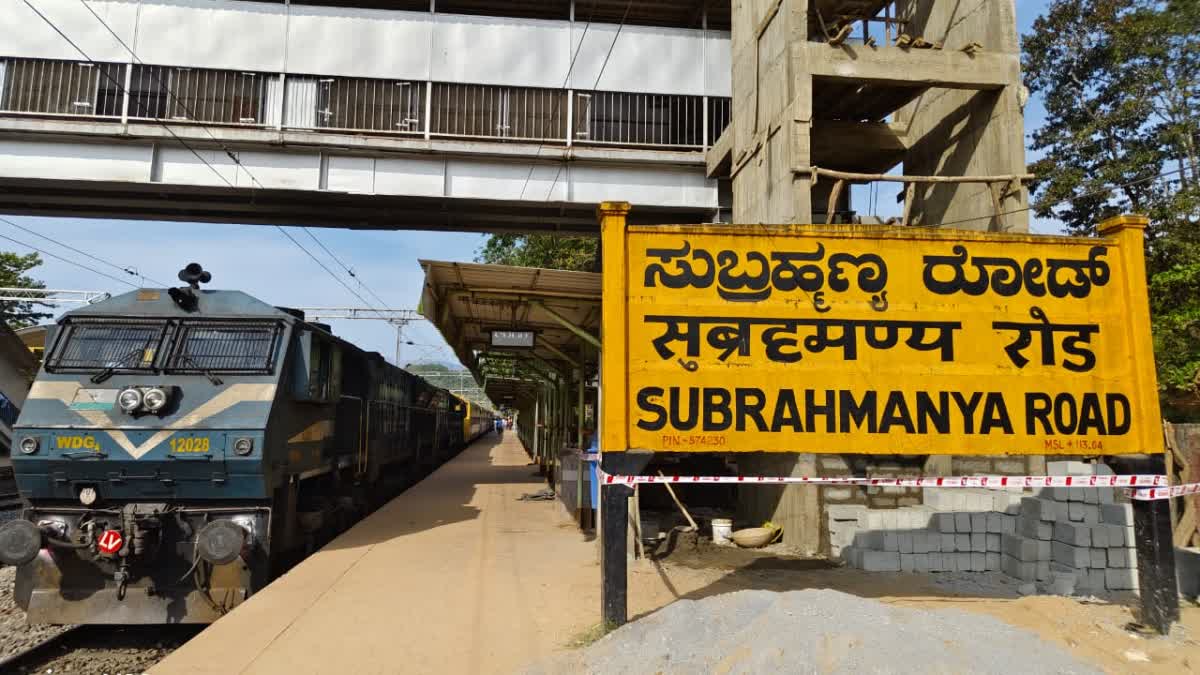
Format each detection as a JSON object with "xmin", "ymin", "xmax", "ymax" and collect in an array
[
  {"xmin": 170, "ymin": 263, "xmax": 210, "ymax": 312},
  {"xmin": 178, "ymin": 263, "xmax": 212, "ymax": 289}
]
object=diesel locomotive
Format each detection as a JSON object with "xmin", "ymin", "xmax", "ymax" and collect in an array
[{"xmin": 0, "ymin": 265, "xmax": 494, "ymax": 624}]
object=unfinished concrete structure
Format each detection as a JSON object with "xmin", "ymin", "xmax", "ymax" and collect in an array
[
  {"xmin": 708, "ymin": 0, "xmax": 1029, "ymax": 231},
  {"xmin": 705, "ymin": 0, "xmax": 1033, "ymax": 553}
]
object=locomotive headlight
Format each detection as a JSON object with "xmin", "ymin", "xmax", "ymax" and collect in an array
[
  {"xmin": 78, "ymin": 486, "xmax": 98, "ymax": 506},
  {"xmin": 18, "ymin": 436, "xmax": 38, "ymax": 455},
  {"xmin": 233, "ymin": 437, "xmax": 254, "ymax": 456},
  {"xmin": 117, "ymin": 388, "xmax": 143, "ymax": 413},
  {"xmin": 143, "ymin": 387, "xmax": 168, "ymax": 412}
]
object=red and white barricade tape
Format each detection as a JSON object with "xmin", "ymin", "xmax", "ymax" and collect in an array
[
  {"xmin": 596, "ymin": 470, "xmax": 1168, "ymax": 489},
  {"xmin": 1126, "ymin": 483, "xmax": 1200, "ymax": 501},
  {"xmin": 594, "ymin": 469, "xmax": 1200, "ymax": 500}
]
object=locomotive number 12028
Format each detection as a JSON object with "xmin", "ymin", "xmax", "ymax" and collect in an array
[{"xmin": 169, "ymin": 437, "xmax": 211, "ymax": 453}]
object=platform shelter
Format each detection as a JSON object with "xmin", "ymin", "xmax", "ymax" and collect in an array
[{"xmin": 419, "ymin": 259, "xmax": 602, "ymax": 524}]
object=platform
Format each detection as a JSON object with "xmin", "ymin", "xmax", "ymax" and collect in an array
[{"xmin": 155, "ymin": 433, "xmax": 598, "ymax": 675}]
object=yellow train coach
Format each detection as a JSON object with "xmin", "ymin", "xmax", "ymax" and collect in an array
[{"xmin": 457, "ymin": 396, "xmax": 497, "ymax": 444}]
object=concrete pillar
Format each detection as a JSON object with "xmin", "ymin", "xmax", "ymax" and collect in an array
[
  {"xmin": 730, "ymin": 0, "xmax": 812, "ymax": 224},
  {"xmin": 735, "ymin": 453, "xmax": 821, "ymax": 556},
  {"xmin": 729, "ymin": 0, "xmax": 1028, "ymax": 229},
  {"xmin": 894, "ymin": 0, "xmax": 1028, "ymax": 231}
]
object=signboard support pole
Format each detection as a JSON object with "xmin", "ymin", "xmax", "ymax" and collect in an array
[
  {"xmin": 600, "ymin": 478, "xmax": 631, "ymax": 628},
  {"xmin": 600, "ymin": 451, "xmax": 653, "ymax": 629},
  {"xmin": 1133, "ymin": 491, "xmax": 1180, "ymax": 635},
  {"xmin": 1111, "ymin": 455, "xmax": 1180, "ymax": 635}
]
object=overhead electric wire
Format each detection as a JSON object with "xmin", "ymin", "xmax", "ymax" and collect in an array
[
  {"xmin": 540, "ymin": 0, "xmax": 636, "ymax": 202},
  {"xmin": 20, "ymin": 0, "xmax": 238, "ymax": 193},
  {"xmin": 0, "ymin": 215, "xmax": 169, "ymax": 286},
  {"xmin": 273, "ymin": 226, "xmax": 383, "ymax": 312},
  {"xmin": 74, "ymin": 0, "xmax": 260, "ymax": 187},
  {"xmin": 29, "ymin": 0, "xmax": 395, "ymax": 319},
  {"xmin": 77, "ymin": 0, "xmax": 394, "ymax": 314},
  {"xmin": 938, "ymin": 165, "xmax": 1190, "ymax": 229},
  {"xmin": 515, "ymin": 0, "xmax": 603, "ymax": 201},
  {"xmin": 299, "ymin": 228, "xmax": 395, "ymax": 311},
  {"xmin": 0, "ymin": 229, "xmax": 138, "ymax": 288}
]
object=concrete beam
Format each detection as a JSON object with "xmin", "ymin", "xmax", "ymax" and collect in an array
[
  {"xmin": 706, "ymin": 127, "xmax": 733, "ymax": 178},
  {"xmin": 0, "ymin": 117, "xmax": 707, "ymax": 167},
  {"xmin": 0, "ymin": 176, "xmax": 713, "ymax": 234},
  {"xmin": 810, "ymin": 120, "xmax": 908, "ymax": 174},
  {"xmin": 798, "ymin": 43, "xmax": 1019, "ymax": 90}
]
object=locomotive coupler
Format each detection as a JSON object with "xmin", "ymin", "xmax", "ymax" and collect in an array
[{"xmin": 115, "ymin": 559, "xmax": 130, "ymax": 601}]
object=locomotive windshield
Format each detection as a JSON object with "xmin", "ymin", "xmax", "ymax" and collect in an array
[
  {"xmin": 45, "ymin": 318, "xmax": 282, "ymax": 376},
  {"xmin": 166, "ymin": 322, "xmax": 281, "ymax": 374},
  {"xmin": 45, "ymin": 319, "xmax": 168, "ymax": 373}
]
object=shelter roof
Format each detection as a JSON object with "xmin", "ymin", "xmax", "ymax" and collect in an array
[
  {"xmin": 418, "ymin": 260, "xmax": 601, "ymax": 384},
  {"xmin": 482, "ymin": 376, "xmax": 544, "ymax": 407}
]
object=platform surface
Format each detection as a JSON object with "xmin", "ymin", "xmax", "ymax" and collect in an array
[{"xmin": 155, "ymin": 434, "xmax": 597, "ymax": 674}]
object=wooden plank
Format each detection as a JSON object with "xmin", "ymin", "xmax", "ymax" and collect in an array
[
  {"xmin": 901, "ymin": 182, "xmax": 916, "ymax": 226},
  {"xmin": 826, "ymin": 179, "xmax": 846, "ymax": 224},
  {"xmin": 793, "ymin": 166, "xmax": 1035, "ymax": 184}
]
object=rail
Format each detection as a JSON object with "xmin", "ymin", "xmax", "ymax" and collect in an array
[{"xmin": 0, "ymin": 57, "xmax": 731, "ymax": 152}]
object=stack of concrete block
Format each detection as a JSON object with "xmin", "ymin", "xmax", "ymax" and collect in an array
[
  {"xmin": 1030, "ymin": 461, "xmax": 1137, "ymax": 594},
  {"xmin": 832, "ymin": 461, "xmax": 1140, "ymax": 594},
  {"xmin": 836, "ymin": 488, "xmax": 1022, "ymax": 573},
  {"xmin": 999, "ymin": 495, "xmax": 1055, "ymax": 583}
]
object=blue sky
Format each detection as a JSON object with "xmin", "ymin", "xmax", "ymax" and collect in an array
[{"xmin": 7, "ymin": 0, "xmax": 1056, "ymax": 366}]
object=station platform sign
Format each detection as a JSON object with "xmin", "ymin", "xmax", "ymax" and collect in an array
[{"xmin": 598, "ymin": 204, "xmax": 1162, "ymax": 456}]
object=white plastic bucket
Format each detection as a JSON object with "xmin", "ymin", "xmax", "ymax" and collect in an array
[{"xmin": 711, "ymin": 518, "xmax": 733, "ymax": 546}]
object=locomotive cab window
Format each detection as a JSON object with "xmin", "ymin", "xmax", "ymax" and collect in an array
[
  {"xmin": 167, "ymin": 322, "xmax": 281, "ymax": 374},
  {"xmin": 44, "ymin": 318, "xmax": 169, "ymax": 373},
  {"xmin": 293, "ymin": 330, "xmax": 342, "ymax": 402}
]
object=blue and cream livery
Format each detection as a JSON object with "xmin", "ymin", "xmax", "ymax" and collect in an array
[{"xmin": 0, "ymin": 265, "xmax": 471, "ymax": 624}]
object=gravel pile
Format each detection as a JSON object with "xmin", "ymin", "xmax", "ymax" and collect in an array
[
  {"xmin": 533, "ymin": 589, "xmax": 1099, "ymax": 675},
  {"xmin": 0, "ymin": 566, "xmax": 71, "ymax": 660}
]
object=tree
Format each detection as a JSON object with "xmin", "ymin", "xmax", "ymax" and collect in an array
[
  {"xmin": 1023, "ymin": 0, "xmax": 1200, "ymax": 417},
  {"xmin": 0, "ymin": 251, "xmax": 52, "ymax": 329},
  {"xmin": 476, "ymin": 234, "xmax": 599, "ymax": 272}
]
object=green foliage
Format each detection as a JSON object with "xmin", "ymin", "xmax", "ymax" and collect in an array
[
  {"xmin": 476, "ymin": 234, "xmax": 599, "ymax": 272},
  {"xmin": 1024, "ymin": 0, "xmax": 1200, "ymax": 417},
  {"xmin": 405, "ymin": 362, "xmax": 454, "ymax": 374},
  {"xmin": 0, "ymin": 251, "xmax": 51, "ymax": 329}
]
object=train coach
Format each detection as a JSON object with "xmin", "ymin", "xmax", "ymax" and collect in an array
[
  {"xmin": 459, "ymin": 397, "xmax": 497, "ymax": 446},
  {"xmin": 0, "ymin": 265, "xmax": 475, "ymax": 624}
]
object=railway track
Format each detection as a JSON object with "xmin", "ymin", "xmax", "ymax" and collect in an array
[
  {"xmin": 0, "ymin": 626, "xmax": 82, "ymax": 673},
  {"xmin": 0, "ymin": 624, "xmax": 204, "ymax": 674}
]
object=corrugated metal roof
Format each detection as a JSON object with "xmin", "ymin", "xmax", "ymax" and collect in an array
[{"xmin": 418, "ymin": 260, "xmax": 601, "ymax": 381}]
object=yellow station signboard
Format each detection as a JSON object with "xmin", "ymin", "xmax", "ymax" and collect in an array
[{"xmin": 600, "ymin": 204, "xmax": 1162, "ymax": 456}]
